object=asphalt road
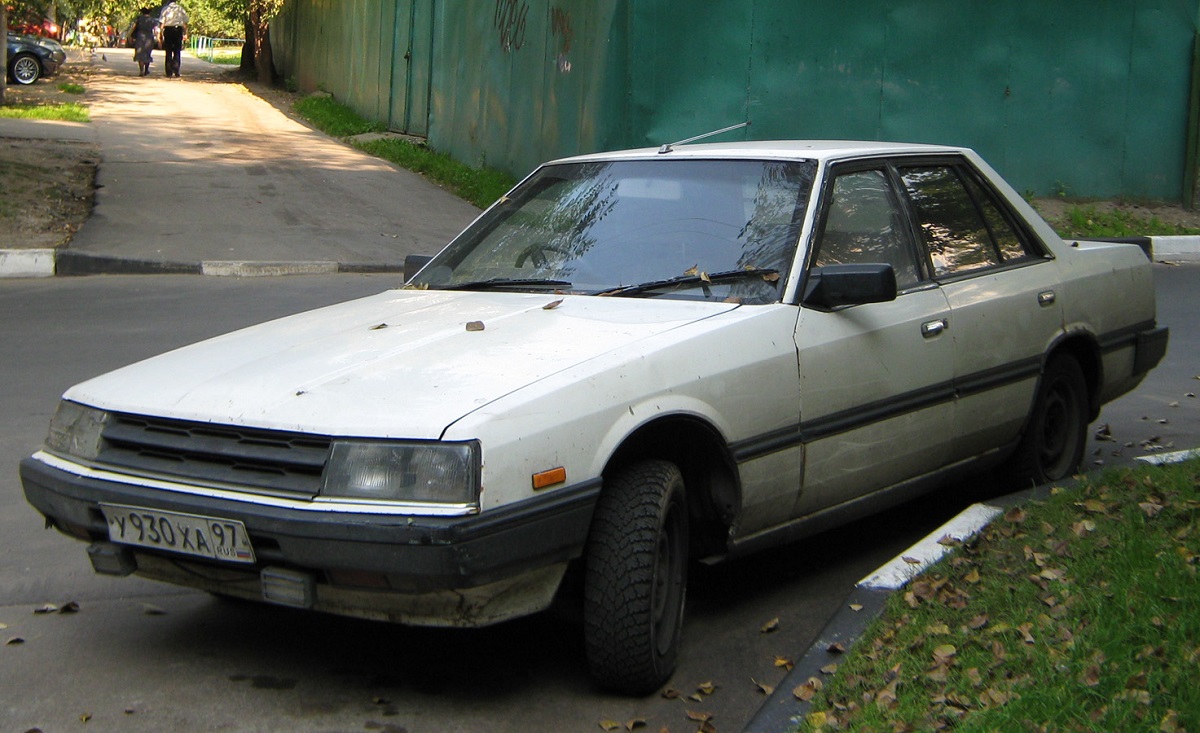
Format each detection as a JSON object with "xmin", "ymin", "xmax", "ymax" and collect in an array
[{"xmin": 0, "ymin": 264, "xmax": 1194, "ymax": 732}]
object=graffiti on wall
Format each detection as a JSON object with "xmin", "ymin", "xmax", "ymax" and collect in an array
[
  {"xmin": 551, "ymin": 7, "xmax": 573, "ymax": 73},
  {"xmin": 494, "ymin": 0, "xmax": 528, "ymax": 51}
]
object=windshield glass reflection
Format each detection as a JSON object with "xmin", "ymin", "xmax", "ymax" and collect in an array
[{"xmin": 410, "ymin": 158, "xmax": 816, "ymax": 303}]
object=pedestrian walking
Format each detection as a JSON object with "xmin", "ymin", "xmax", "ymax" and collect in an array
[
  {"xmin": 159, "ymin": 1, "xmax": 189, "ymax": 78},
  {"xmin": 132, "ymin": 7, "xmax": 156, "ymax": 76}
]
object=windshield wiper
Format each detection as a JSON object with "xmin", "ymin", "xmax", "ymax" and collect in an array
[
  {"xmin": 443, "ymin": 278, "xmax": 573, "ymax": 291},
  {"xmin": 598, "ymin": 268, "xmax": 779, "ymax": 297}
]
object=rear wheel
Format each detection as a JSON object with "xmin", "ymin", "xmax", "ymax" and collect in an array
[
  {"xmin": 1008, "ymin": 355, "xmax": 1088, "ymax": 485},
  {"xmin": 10, "ymin": 54, "xmax": 42, "ymax": 85},
  {"xmin": 584, "ymin": 459, "xmax": 688, "ymax": 695}
]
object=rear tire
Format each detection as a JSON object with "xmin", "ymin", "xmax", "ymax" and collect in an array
[
  {"xmin": 583, "ymin": 459, "xmax": 688, "ymax": 695},
  {"xmin": 1008, "ymin": 355, "xmax": 1088, "ymax": 485}
]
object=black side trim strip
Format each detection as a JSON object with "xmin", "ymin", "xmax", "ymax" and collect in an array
[
  {"xmin": 1097, "ymin": 319, "xmax": 1158, "ymax": 353},
  {"xmin": 733, "ymin": 321, "xmax": 1158, "ymax": 464}
]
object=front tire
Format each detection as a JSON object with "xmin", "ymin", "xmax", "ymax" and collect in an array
[
  {"xmin": 1008, "ymin": 355, "xmax": 1088, "ymax": 485},
  {"xmin": 10, "ymin": 54, "xmax": 42, "ymax": 85},
  {"xmin": 584, "ymin": 460, "xmax": 688, "ymax": 695}
]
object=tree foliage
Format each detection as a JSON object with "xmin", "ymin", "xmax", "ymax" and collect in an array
[
  {"xmin": 9, "ymin": 0, "xmax": 283, "ymax": 84},
  {"xmin": 7, "ymin": 0, "xmax": 251, "ymax": 43}
]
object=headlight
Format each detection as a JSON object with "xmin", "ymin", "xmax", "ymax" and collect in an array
[
  {"xmin": 322, "ymin": 440, "xmax": 480, "ymax": 505},
  {"xmin": 45, "ymin": 401, "xmax": 109, "ymax": 460}
]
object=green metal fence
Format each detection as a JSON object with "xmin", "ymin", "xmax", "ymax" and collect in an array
[
  {"xmin": 189, "ymin": 35, "xmax": 244, "ymax": 63},
  {"xmin": 272, "ymin": 0, "xmax": 1200, "ymax": 202}
]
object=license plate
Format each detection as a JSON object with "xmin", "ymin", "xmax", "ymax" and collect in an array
[{"xmin": 101, "ymin": 504, "xmax": 256, "ymax": 564}]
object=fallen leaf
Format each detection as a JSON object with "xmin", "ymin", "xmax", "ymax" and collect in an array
[
  {"xmin": 685, "ymin": 710, "xmax": 713, "ymax": 723},
  {"xmin": 820, "ymin": 663, "xmax": 839, "ymax": 675},
  {"xmin": 968, "ymin": 614, "xmax": 989, "ymax": 630},
  {"xmin": 760, "ymin": 617, "xmax": 780, "ymax": 633},
  {"xmin": 774, "ymin": 656, "xmax": 795, "ymax": 670},
  {"xmin": 142, "ymin": 604, "xmax": 167, "ymax": 616},
  {"xmin": 826, "ymin": 642, "xmax": 846, "ymax": 654},
  {"xmin": 542, "ymin": 299, "xmax": 564, "ymax": 310},
  {"xmin": 848, "ymin": 603, "xmax": 864, "ymax": 612},
  {"xmin": 6, "ymin": 637, "xmax": 24, "ymax": 645},
  {"xmin": 58, "ymin": 602, "xmax": 80, "ymax": 614},
  {"xmin": 465, "ymin": 321, "xmax": 485, "ymax": 332},
  {"xmin": 1004, "ymin": 507, "xmax": 1028, "ymax": 523},
  {"xmin": 1073, "ymin": 519, "xmax": 1096, "ymax": 536},
  {"xmin": 33, "ymin": 604, "xmax": 58, "ymax": 614},
  {"xmin": 932, "ymin": 644, "xmax": 957, "ymax": 663},
  {"xmin": 661, "ymin": 688, "xmax": 681, "ymax": 700},
  {"xmin": 927, "ymin": 622, "xmax": 951, "ymax": 635},
  {"xmin": 792, "ymin": 677, "xmax": 823, "ymax": 701},
  {"xmin": 80, "ymin": 713, "xmax": 92, "ymax": 723},
  {"xmin": 1139, "ymin": 502, "xmax": 1164, "ymax": 518},
  {"xmin": 599, "ymin": 719, "xmax": 622, "ymax": 731},
  {"xmin": 696, "ymin": 681, "xmax": 716, "ymax": 696},
  {"xmin": 624, "ymin": 718, "xmax": 646, "ymax": 731},
  {"xmin": 963, "ymin": 568, "xmax": 982, "ymax": 584},
  {"xmin": 902, "ymin": 555, "xmax": 922, "ymax": 565},
  {"xmin": 806, "ymin": 711, "xmax": 828, "ymax": 727},
  {"xmin": 752, "ymin": 678, "xmax": 774, "ymax": 695},
  {"xmin": 368, "ymin": 323, "xmax": 388, "ymax": 330}
]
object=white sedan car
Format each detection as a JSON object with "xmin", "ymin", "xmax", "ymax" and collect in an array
[{"xmin": 22, "ymin": 141, "xmax": 1167, "ymax": 694}]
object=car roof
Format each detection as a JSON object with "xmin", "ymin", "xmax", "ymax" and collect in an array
[{"xmin": 549, "ymin": 140, "xmax": 968, "ymax": 165}]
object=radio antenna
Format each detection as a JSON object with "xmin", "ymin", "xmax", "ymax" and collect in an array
[{"xmin": 658, "ymin": 121, "xmax": 751, "ymax": 154}]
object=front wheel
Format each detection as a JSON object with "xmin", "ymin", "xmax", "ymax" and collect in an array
[
  {"xmin": 1008, "ymin": 355, "xmax": 1088, "ymax": 485},
  {"xmin": 584, "ymin": 459, "xmax": 688, "ymax": 695},
  {"xmin": 10, "ymin": 54, "xmax": 42, "ymax": 85}
]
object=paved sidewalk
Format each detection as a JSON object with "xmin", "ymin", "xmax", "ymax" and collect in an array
[{"xmin": 0, "ymin": 48, "xmax": 479, "ymax": 277}]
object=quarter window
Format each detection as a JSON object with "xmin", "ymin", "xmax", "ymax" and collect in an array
[{"xmin": 900, "ymin": 165, "xmax": 1037, "ymax": 278}]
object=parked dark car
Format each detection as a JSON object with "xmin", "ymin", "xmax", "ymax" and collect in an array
[{"xmin": 6, "ymin": 31, "xmax": 64, "ymax": 85}]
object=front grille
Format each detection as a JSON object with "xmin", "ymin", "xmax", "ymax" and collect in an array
[{"xmin": 95, "ymin": 413, "xmax": 332, "ymax": 498}]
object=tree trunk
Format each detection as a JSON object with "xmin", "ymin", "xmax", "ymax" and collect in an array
[{"xmin": 240, "ymin": 16, "xmax": 255, "ymax": 76}]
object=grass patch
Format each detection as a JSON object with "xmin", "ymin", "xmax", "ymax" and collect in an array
[
  {"xmin": 293, "ymin": 94, "xmax": 386, "ymax": 138},
  {"xmin": 205, "ymin": 49, "xmax": 242, "ymax": 65},
  {"xmin": 1057, "ymin": 205, "xmax": 1200, "ymax": 238},
  {"xmin": 353, "ymin": 138, "xmax": 515, "ymax": 209},
  {"xmin": 0, "ymin": 102, "xmax": 89, "ymax": 122},
  {"xmin": 293, "ymin": 94, "xmax": 515, "ymax": 209},
  {"xmin": 57, "ymin": 82, "xmax": 85, "ymax": 94},
  {"xmin": 799, "ymin": 460, "xmax": 1200, "ymax": 732}
]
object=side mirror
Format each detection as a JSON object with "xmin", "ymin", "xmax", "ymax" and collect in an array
[
  {"xmin": 403, "ymin": 254, "xmax": 433, "ymax": 282},
  {"xmin": 802, "ymin": 263, "xmax": 897, "ymax": 309}
]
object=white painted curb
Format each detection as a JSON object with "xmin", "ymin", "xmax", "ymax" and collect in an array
[
  {"xmin": 0, "ymin": 249, "xmax": 56, "ymax": 277},
  {"xmin": 858, "ymin": 503, "xmax": 1003, "ymax": 591},
  {"xmin": 200, "ymin": 261, "xmax": 340, "ymax": 277},
  {"xmin": 1152, "ymin": 235, "xmax": 1200, "ymax": 260}
]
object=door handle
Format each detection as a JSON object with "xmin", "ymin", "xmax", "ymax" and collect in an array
[
  {"xmin": 921, "ymin": 318, "xmax": 948, "ymax": 338},
  {"xmin": 1038, "ymin": 290, "xmax": 1056, "ymax": 306}
]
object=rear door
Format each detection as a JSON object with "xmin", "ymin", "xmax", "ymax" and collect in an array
[
  {"xmin": 793, "ymin": 164, "xmax": 955, "ymax": 516},
  {"xmin": 896, "ymin": 160, "xmax": 1064, "ymax": 460}
]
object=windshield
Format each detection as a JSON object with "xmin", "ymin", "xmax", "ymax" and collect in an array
[{"xmin": 408, "ymin": 158, "xmax": 816, "ymax": 303}]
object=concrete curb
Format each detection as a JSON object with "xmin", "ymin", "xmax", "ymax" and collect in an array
[
  {"xmin": 743, "ymin": 447, "xmax": 1200, "ymax": 732},
  {"xmin": 741, "ymin": 497, "xmax": 1023, "ymax": 733},
  {"xmin": 2, "ymin": 236, "xmax": 1195, "ymax": 280},
  {"xmin": 0, "ymin": 250, "xmax": 405, "ymax": 278}
]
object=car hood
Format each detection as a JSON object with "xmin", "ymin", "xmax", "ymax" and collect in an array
[{"xmin": 65, "ymin": 289, "xmax": 741, "ymax": 438}]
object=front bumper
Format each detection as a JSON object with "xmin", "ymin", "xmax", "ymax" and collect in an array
[{"xmin": 21, "ymin": 454, "xmax": 600, "ymax": 625}]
